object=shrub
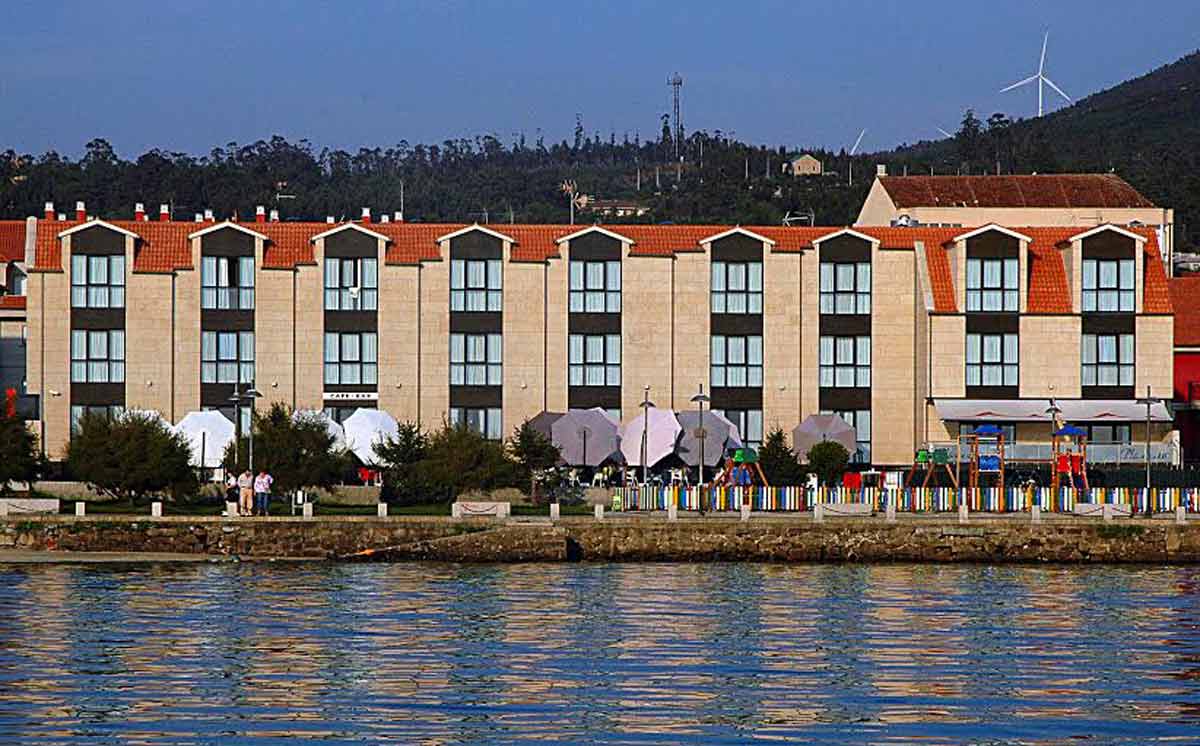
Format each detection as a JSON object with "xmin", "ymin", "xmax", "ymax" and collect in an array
[
  {"xmin": 0, "ymin": 403, "xmax": 42, "ymax": 494},
  {"xmin": 66, "ymin": 410, "xmax": 196, "ymax": 502},
  {"xmin": 374, "ymin": 421, "xmax": 438, "ymax": 505},
  {"xmin": 411, "ymin": 422, "xmax": 521, "ymax": 500},
  {"xmin": 222, "ymin": 403, "xmax": 348, "ymax": 496},
  {"xmin": 758, "ymin": 427, "xmax": 805, "ymax": 486},
  {"xmin": 507, "ymin": 420, "xmax": 562, "ymax": 490},
  {"xmin": 807, "ymin": 441, "xmax": 850, "ymax": 487}
]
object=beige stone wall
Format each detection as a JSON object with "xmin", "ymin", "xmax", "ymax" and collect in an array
[
  {"xmin": 798, "ymin": 248, "xmax": 820, "ymax": 429},
  {"xmin": 1135, "ymin": 315, "xmax": 1173, "ymax": 398},
  {"xmin": 255, "ymin": 265, "xmax": 295, "ymax": 410},
  {"xmin": 39, "ymin": 240, "xmax": 71, "ymax": 459},
  {"xmin": 1019, "ymin": 315, "xmax": 1082, "ymax": 398},
  {"xmin": 762, "ymin": 250, "xmax": 801, "ymax": 434},
  {"xmin": 913, "ymin": 244, "xmax": 932, "ymax": 446},
  {"xmin": 502, "ymin": 261, "xmax": 546, "ymax": 433},
  {"xmin": 294, "ymin": 261, "xmax": 324, "ymax": 411},
  {"xmin": 174, "ymin": 262, "xmax": 200, "ymax": 420},
  {"xmin": 544, "ymin": 257, "xmax": 568, "ymax": 413},
  {"xmin": 871, "ymin": 248, "xmax": 917, "ymax": 464},
  {"xmin": 124, "ymin": 270, "xmax": 173, "ymax": 415},
  {"xmin": 925, "ymin": 403, "xmax": 956, "ymax": 444},
  {"xmin": 419, "ymin": 253, "xmax": 450, "ymax": 428},
  {"xmin": 671, "ymin": 251, "xmax": 709, "ymax": 409},
  {"xmin": 853, "ymin": 179, "xmax": 898, "ymax": 226},
  {"xmin": 622, "ymin": 255, "xmax": 673, "ymax": 418},
  {"xmin": 378, "ymin": 263, "xmax": 420, "ymax": 423},
  {"xmin": 928, "ymin": 315, "xmax": 965, "ymax": 397}
]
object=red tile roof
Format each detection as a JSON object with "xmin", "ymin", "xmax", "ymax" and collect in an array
[
  {"xmin": 1171, "ymin": 277, "xmax": 1200, "ymax": 346},
  {"xmin": 22, "ymin": 219, "xmax": 1173, "ymax": 315},
  {"xmin": 0, "ymin": 221, "xmax": 25, "ymax": 263},
  {"xmin": 879, "ymin": 174, "xmax": 1156, "ymax": 209},
  {"xmin": 0, "ymin": 294, "xmax": 25, "ymax": 310}
]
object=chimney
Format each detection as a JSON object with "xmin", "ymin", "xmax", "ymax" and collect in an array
[
  {"xmin": 876, "ymin": 164, "xmax": 887, "ymax": 177},
  {"xmin": 393, "ymin": 211, "xmax": 404, "ymax": 223},
  {"xmin": 159, "ymin": 204, "xmax": 170, "ymax": 222},
  {"xmin": 203, "ymin": 208, "xmax": 214, "ymax": 222},
  {"xmin": 134, "ymin": 203, "xmax": 146, "ymax": 221},
  {"xmin": 75, "ymin": 201, "xmax": 86, "ymax": 221},
  {"xmin": 269, "ymin": 208, "xmax": 279, "ymax": 223},
  {"xmin": 57, "ymin": 213, "xmax": 66, "ymax": 221},
  {"xmin": 361, "ymin": 207, "xmax": 371, "ymax": 224},
  {"xmin": 43, "ymin": 202, "xmax": 54, "ymax": 221},
  {"xmin": 194, "ymin": 213, "xmax": 203, "ymax": 223},
  {"xmin": 255, "ymin": 205, "xmax": 266, "ymax": 224},
  {"xmin": 380, "ymin": 214, "xmax": 390, "ymax": 224},
  {"xmin": 326, "ymin": 216, "xmax": 335, "ymax": 224}
]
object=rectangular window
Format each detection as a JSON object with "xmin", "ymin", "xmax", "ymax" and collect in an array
[
  {"xmin": 450, "ymin": 259, "xmax": 502, "ymax": 312},
  {"xmin": 450, "ymin": 333, "xmax": 502, "ymax": 386},
  {"xmin": 202, "ymin": 331, "xmax": 255, "ymax": 384},
  {"xmin": 324, "ymin": 257, "xmax": 378, "ymax": 311},
  {"xmin": 69, "ymin": 404, "xmax": 123, "ymax": 435},
  {"xmin": 716, "ymin": 409, "xmax": 763, "ymax": 451},
  {"xmin": 818, "ymin": 335, "xmax": 870, "ymax": 388},
  {"xmin": 710, "ymin": 335, "xmax": 763, "ymax": 388},
  {"xmin": 819, "ymin": 261, "xmax": 870, "ymax": 315},
  {"xmin": 449, "ymin": 407, "xmax": 503, "ymax": 440},
  {"xmin": 569, "ymin": 260, "xmax": 621, "ymax": 313},
  {"xmin": 821, "ymin": 409, "xmax": 872, "ymax": 463},
  {"xmin": 70, "ymin": 329, "xmax": 125, "ymax": 383},
  {"xmin": 1088, "ymin": 424, "xmax": 1132, "ymax": 444},
  {"xmin": 712, "ymin": 261, "xmax": 763, "ymax": 315},
  {"xmin": 202, "ymin": 256, "xmax": 256, "ymax": 310},
  {"xmin": 1082, "ymin": 258, "xmax": 1135, "ymax": 313},
  {"xmin": 1081, "ymin": 333, "xmax": 1134, "ymax": 387},
  {"xmin": 965, "ymin": 333, "xmax": 1018, "ymax": 387},
  {"xmin": 569, "ymin": 334, "xmax": 620, "ymax": 387},
  {"xmin": 959, "ymin": 422, "xmax": 1016, "ymax": 442},
  {"xmin": 322, "ymin": 332, "xmax": 378, "ymax": 386},
  {"xmin": 71, "ymin": 254, "xmax": 125, "ymax": 309},
  {"xmin": 966, "ymin": 257, "xmax": 1018, "ymax": 312}
]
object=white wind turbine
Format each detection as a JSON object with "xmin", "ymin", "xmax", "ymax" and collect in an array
[
  {"xmin": 847, "ymin": 128, "xmax": 866, "ymax": 186},
  {"xmin": 1000, "ymin": 31, "xmax": 1072, "ymax": 117}
]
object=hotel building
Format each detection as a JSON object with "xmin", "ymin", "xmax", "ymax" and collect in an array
[{"xmin": 9, "ymin": 202, "xmax": 1178, "ymax": 467}]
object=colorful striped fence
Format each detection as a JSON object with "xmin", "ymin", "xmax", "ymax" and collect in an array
[{"xmin": 613, "ymin": 485, "xmax": 1200, "ymax": 514}]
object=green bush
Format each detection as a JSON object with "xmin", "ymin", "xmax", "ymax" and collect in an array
[
  {"xmin": 758, "ymin": 427, "xmax": 805, "ymax": 486},
  {"xmin": 222, "ymin": 403, "xmax": 348, "ymax": 496},
  {"xmin": 0, "ymin": 406, "xmax": 42, "ymax": 494},
  {"xmin": 66, "ymin": 411, "xmax": 196, "ymax": 502},
  {"xmin": 375, "ymin": 421, "xmax": 439, "ymax": 505},
  {"xmin": 807, "ymin": 441, "xmax": 850, "ymax": 487},
  {"xmin": 507, "ymin": 420, "xmax": 562, "ymax": 492}
]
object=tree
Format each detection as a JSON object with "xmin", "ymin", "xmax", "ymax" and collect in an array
[
  {"xmin": 411, "ymin": 423, "xmax": 520, "ymax": 500},
  {"xmin": 66, "ymin": 411, "xmax": 196, "ymax": 502},
  {"xmin": 955, "ymin": 109, "xmax": 984, "ymax": 171},
  {"xmin": 507, "ymin": 421, "xmax": 561, "ymax": 483},
  {"xmin": 0, "ymin": 390, "xmax": 41, "ymax": 494},
  {"xmin": 806, "ymin": 441, "xmax": 850, "ymax": 488},
  {"xmin": 221, "ymin": 403, "xmax": 347, "ymax": 496},
  {"xmin": 374, "ymin": 421, "xmax": 436, "ymax": 505},
  {"xmin": 758, "ymin": 427, "xmax": 805, "ymax": 486}
]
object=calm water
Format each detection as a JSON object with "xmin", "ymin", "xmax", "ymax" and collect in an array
[{"xmin": 0, "ymin": 563, "xmax": 1198, "ymax": 745}]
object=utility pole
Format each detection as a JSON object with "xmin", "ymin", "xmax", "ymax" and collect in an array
[{"xmin": 668, "ymin": 73, "xmax": 684, "ymax": 161}]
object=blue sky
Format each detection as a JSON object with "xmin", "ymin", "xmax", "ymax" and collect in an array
[{"xmin": 2, "ymin": 0, "xmax": 1198, "ymax": 157}]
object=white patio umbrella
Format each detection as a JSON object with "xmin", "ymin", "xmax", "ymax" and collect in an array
[
  {"xmin": 173, "ymin": 410, "xmax": 235, "ymax": 469},
  {"xmin": 293, "ymin": 409, "xmax": 347, "ymax": 450},
  {"xmin": 123, "ymin": 408, "xmax": 171, "ymax": 430},
  {"xmin": 620, "ymin": 407, "xmax": 682, "ymax": 468},
  {"xmin": 342, "ymin": 408, "xmax": 399, "ymax": 465}
]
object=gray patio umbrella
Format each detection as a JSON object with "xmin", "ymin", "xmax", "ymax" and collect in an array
[
  {"xmin": 551, "ymin": 408, "xmax": 621, "ymax": 467},
  {"xmin": 527, "ymin": 410, "xmax": 564, "ymax": 441},
  {"xmin": 675, "ymin": 410, "xmax": 737, "ymax": 467},
  {"xmin": 792, "ymin": 414, "xmax": 856, "ymax": 462}
]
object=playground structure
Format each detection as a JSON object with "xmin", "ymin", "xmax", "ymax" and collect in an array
[
  {"xmin": 713, "ymin": 447, "xmax": 769, "ymax": 487},
  {"xmin": 907, "ymin": 422, "xmax": 1093, "ymax": 491},
  {"xmin": 1051, "ymin": 425, "xmax": 1090, "ymax": 491}
]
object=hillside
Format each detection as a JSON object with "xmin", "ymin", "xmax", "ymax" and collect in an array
[{"xmin": 882, "ymin": 51, "xmax": 1200, "ymax": 246}]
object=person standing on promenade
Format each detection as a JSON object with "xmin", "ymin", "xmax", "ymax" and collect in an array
[
  {"xmin": 253, "ymin": 470, "xmax": 274, "ymax": 516},
  {"xmin": 224, "ymin": 472, "xmax": 238, "ymax": 515},
  {"xmin": 237, "ymin": 469, "xmax": 254, "ymax": 516}
]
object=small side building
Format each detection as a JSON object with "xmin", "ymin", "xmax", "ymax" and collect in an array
[{"xmin": 783, "ymin": 154, "xmax": 822, "ymax": 177}]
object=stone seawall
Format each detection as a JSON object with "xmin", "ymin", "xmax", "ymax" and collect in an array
[{"xmin": 1, "ymin": 516, "xmax": 1199, "ymax": 563}]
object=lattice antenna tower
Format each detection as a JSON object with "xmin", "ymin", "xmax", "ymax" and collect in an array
[{"xmin": 668, "ymin": 72, "xmax": 683, "ymax": 161}]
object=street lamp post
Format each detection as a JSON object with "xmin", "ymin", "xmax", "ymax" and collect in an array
[
  {"xmin": 1137, "ymin": 385, "xmax": 1158, "ymax": 496},
  {"xmin": 229, "ymin": 381, "xmax": 263, "ymax": 472},
  {"xmin": 639, "ymin": 386, "xmax": 654, "ymax": 492},
  {"xmin": 1045, "ymin": 398, "xmax": 1062, "ymax": 486},
  {"xmin": 579, "ymin": 427, "xmax": 589, "ymax": 474},
  {"xmin": 690, "ymin": 384, "xmax": 710, "ymax": 515}
]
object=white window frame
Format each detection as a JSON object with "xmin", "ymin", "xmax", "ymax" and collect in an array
[
  {"xmin": 818, "ymin": 261, "xmax": 870, "ymax": 315},
  {"xmin": 1082, "ymin": 258, "xmax": 1135, "ymax": 313},
  {"xmin": 1081, "ymin": 333, "xmax": 1134, "ymax": 387},
  {"xmin": 450, "ymin": 259, "xmax": 502, "ymax": 312},
  {"xmin": 710, "ymin": 335, "xmax": 763, "ymax": 388},
  {"xmin": 324, "ymin": 257, "xmax": 378, "ymax": 311},
  {"xmin": 323, "ymin": 332, "xmax": 378, "ymax": 386},
  {"xmin": 202, "ymin": 331, "xmax": 254, "ymax": 385},
  {"xmin": 965, "ymin": 257, "xmax": 1019, "ymax": 312},
  {"xmin": 70, "ymin": 254, "xmax": 125, "ymax": 309},
  {"xmin": 449, "ymin": 406, "xmax": 503, "ymax": 440},
  {"xmin": 70, "ymin": 329, "xmax": 125, "ymax": 383},
  {"xmin": 450, "ymin": 333, "xmax": 502, "ymax": 386},
  {"xmin": 201, "ymin": 255, "xmax": 255, "ymax": 310},
  {"xmin": 569, "ymin": 334, "xmax": 620, "ymax": 387},
  {"xmin": 966, "ymin": 333, "xmax": 1019, "ymax": 388},
  {"xmin": 569, "ymin": 260, "xmax": 621, "ymax": 313},
  {"xmin": 818, "ymin": 335, "xmax": 870, "ymax": 388},
  {"xmin": 711, "ymin": 261, "xmax": 763, "ymax": 315}
]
